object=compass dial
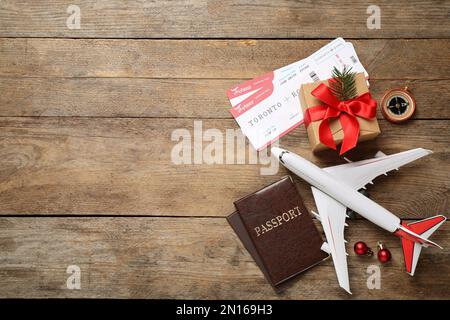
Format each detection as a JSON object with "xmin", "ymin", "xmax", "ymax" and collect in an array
[
  {"xmin": 387, "ymin": 96, "xmax": 409, "ymax": 115},
  {"xmin": 381, "ymin": 88, "xmax": 416, "ymax": 123}
]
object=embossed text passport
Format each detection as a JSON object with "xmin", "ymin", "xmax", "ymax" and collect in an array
[{"xmin": 227, "ymin": 176, "xmax": 328, "ymax": 286}]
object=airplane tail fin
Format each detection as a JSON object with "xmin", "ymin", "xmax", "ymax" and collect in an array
[{"xmin": 395, "ymin": 215, "xmax": 447, "ymax": 275}]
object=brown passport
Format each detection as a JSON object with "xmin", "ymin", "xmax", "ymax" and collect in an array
[{"xmin": 227, "ymin": 176, "xmax": 328, "ymax": 286}]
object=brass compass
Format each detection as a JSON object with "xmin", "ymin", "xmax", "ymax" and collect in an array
[{"xmin": 381, "ymin": 86, "xmax": 416, "ymax": 123}]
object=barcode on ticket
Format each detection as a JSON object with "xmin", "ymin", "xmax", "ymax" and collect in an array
[{"xmin": 309, "ymin": 71, "xmax": 319, "ymax": 81}]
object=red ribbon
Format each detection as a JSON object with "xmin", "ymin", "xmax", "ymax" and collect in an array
[{"xmin": 303, "ymin": 81, "xmax": 377, "ymax": 155}]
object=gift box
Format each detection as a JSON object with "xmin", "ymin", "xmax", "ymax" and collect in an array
[{"xmin": 299, "ymin": 72, "xmax": 380, "ymax": 154}]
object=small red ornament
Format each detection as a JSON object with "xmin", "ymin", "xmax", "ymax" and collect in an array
[
  {"xmin": 377, "ymin": 242, "xmax": 391, "ymax": 263},
  {"xmin": 354, "ymin": 241, "xmax": 373, "ymax": 256}
]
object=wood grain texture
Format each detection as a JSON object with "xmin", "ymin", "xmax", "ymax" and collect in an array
[
  {"xmin": 0, "ymin": 217, "xmax": 448, "ymax": 299},
  {"xmin": 0, "ymin": 117, "xmax": 447, "ymax": 217},
  {"xmin": 0, "ymin": 77, "xmax": 448, "ymax": 119},
  {"xmin": 1, "ymin": 39, "xmax": 450, "ymax": 79},
  {"xmin": 1, "ymin": 0, "xmax": 449, "ymax": 38},
  {"xmin": 0, "ymin": 0, "xmax": 449, "ymax": 300}
]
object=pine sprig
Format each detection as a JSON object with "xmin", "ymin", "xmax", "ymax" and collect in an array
[{"xmin": 330, "ymin": 66, "xmax": 357, "ymax": 101}]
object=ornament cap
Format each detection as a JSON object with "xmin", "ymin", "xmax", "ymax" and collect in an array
[
  {"xmin": 377, "ymin": 241, "xmax": 392, "ymax": 263},
  {"xmin": 354, "ymin": 241, "xmax": 373, "ymax": 256}
]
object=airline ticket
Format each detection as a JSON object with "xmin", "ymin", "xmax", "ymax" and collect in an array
[{"xmin": 227, "ymin": 38, "xmax": 369, "ymax": 151}]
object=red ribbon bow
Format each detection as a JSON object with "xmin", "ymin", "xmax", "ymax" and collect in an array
[{"xmin": 303, "ymin": 82, "xmax": 377, "ymax": 155}]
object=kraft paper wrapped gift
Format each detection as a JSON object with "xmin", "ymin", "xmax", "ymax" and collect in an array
[{"xmin": 299, "ymin": 73, "xmax": 380, "ymax": 154}]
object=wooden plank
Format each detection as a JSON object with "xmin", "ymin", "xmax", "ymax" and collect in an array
[
  {"xmin": 0, "ymin": 117, "xmax": 447, "ymax": 217},
  {"xmin": 0, "ymin": 217, "xmax": 448, "ymax": 299},
  {"xmin": 1, "ymin": 39, "xmax": 449, "ymax": 79},
  {"xmin": 0, "ymin": 0, "xmax": 449, "ymax": 38},
  {"xmin": 0, "ymin": 77, "xmax": 448, "ymax": 119}
]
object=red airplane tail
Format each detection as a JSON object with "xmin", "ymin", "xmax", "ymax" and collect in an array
[{"xmin": 395, "ymin": 215, "xmax": 447, "ymax": 275}]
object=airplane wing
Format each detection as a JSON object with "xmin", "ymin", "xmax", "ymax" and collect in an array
[
  {"xmin": 323, "ymin": 148, "xmax": 432, "ymax": 190},
  {"xmin": 311, "ymin": 186, "xmax": 351, "ymax": 294}
]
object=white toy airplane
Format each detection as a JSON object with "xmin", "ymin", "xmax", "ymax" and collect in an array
[{"xmin": 271, "ymin": 147, "xmax": 447, "ymax": 294}]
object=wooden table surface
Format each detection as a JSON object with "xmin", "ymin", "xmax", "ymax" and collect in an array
[{"xmin": 0, "ymin": 1, "xmax": 449, "ymax": 299}]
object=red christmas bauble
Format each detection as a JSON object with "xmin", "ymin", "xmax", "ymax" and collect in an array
[
  {"xmin": 354, "ymin": 241, "xmax": 370, "ymax": 255},
  {"xmin": 378, "ymin": 248, "xmax": 391, "ymax": 263}
]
